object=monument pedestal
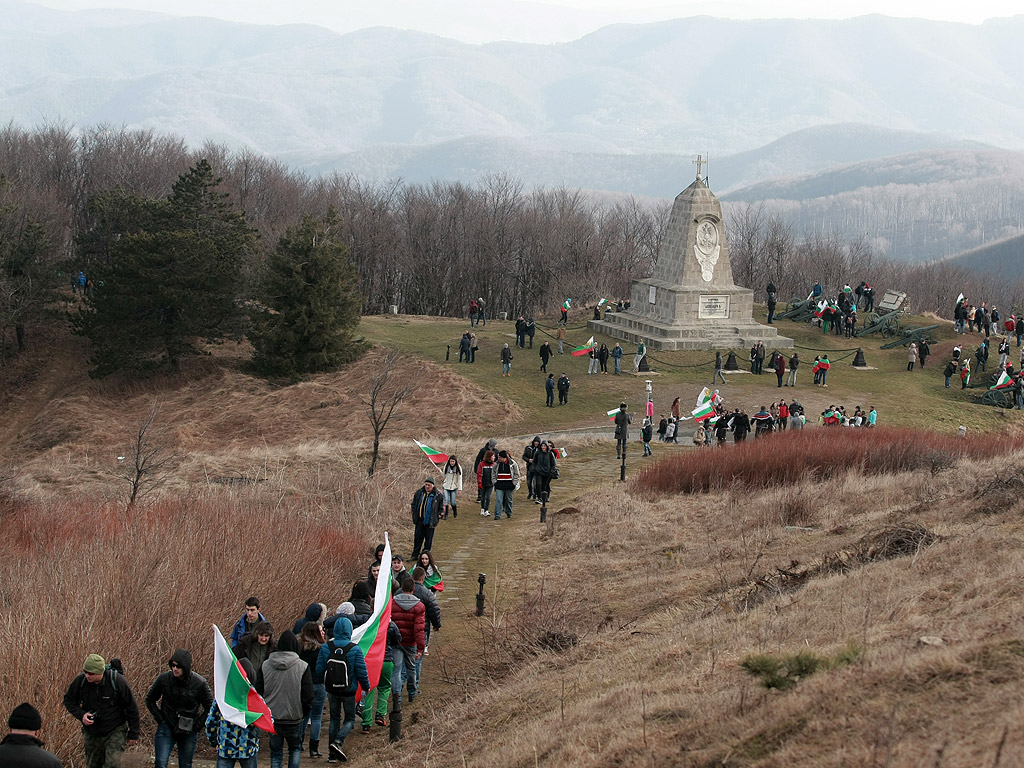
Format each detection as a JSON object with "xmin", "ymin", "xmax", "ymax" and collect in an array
[{"xmin": 592, "ymin": 172, "xmax": 792, "ymax": 351}]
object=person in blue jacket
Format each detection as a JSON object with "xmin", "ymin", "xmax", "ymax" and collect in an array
[
  {"xmin": 230, "ymin": 597, "xmax": 265, "ymax": 647},
  {"xmin": 315, "ymin": 617, "xmax": 370, "ymax": 763}
]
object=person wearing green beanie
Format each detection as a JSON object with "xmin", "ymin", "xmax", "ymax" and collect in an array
[{"xmin": 64, "ymin": 654, "xmax": 141, "ymax": 768}]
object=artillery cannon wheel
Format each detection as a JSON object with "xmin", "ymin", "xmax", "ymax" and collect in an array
[{"xmin": 880, "ymin": 316, "xmax": 900, "ymax": 338}]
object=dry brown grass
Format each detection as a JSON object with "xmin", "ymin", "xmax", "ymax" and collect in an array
[{"xmin": 366, "ymin": 451, "xmax": 1024, "ymax": 767}]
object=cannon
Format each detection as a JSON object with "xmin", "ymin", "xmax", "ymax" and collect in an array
[
  {"xmin": 856, "ymin": 308, "xmax": 903, "ymax": 338},
  {"xmin": 879, "ymin": 324, "xmax": 940, "ymax": 349},
  {"xmin": 779, "ymin": 296, "xmax": 818, "ymax": 322},
  {"xmin": 978, "ymin": 387, "xmax": 1014, "ymax": 408}
]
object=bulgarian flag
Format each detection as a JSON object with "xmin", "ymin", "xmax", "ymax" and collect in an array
[
  {"xmin": 814, "ymin": 300, "xmax": 828, "ymax": 318},
  {"xmin": 692, "ymin": 401, "xmax": 715, "ymax": 422},
  {"xmin": 561, "ymin": 298, "xmax": 572, "ymax": 311},
  {"xmin": 350, "ymin": 533, "xmax": 394, "ymax": 702},
  {"xmin": 423, "ymin": 566, "xmax": 445, "ymax": 592},
  {"xmin": 813, "ymin": 358, "xmax": 831, "ymax": 373},
  {"xmin": 695, "ymin": 387, "xmax": 711, "ymax": 406},
  {"xmin": 990, "ymin": 370, "xmax": 1013, "ymax": 390},
  {"xmin": 572, "ymin": 336, "xmax": 595, "ymax": 356},
  {"xmin": 606, "ymin": 407, "xmax": 619, "ymax": 421},
  {"xmin": 413, "ymin": 439, "xmax": 448, "ymax": 469},
  {"xmin": 597, "ymin": 298, "xmax": 608, "ymax": 308},
  {"xmin": 961, "ymin": 360, "xmax": 971, "ymax": 386},
  {"xmin": 212, "ymin": 626, "xmax": 276, "ymax": 733}
]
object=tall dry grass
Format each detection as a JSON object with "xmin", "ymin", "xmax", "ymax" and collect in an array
[
  {"xmin": 633, "ymin": 427, "xmax": 1024, "ymax": 496},
  {"xmin": 0, "ymin": 488, "xmax": 378, "ymax": 763}
]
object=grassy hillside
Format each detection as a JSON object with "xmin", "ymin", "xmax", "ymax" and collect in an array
[{"xmin": 1, "ymin": 308, "xmax": 1022, "ymax": 766}]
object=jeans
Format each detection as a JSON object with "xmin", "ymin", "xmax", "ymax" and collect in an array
[
  {"xmin": 361, "ymin": 660, "xmax": 394, "ymax": 727},
  {"xmin": 479, "ymin": 310, "xmax": 486, "ymax": 325},
  {"xmin": 776, "ymin": 373, "xmax": 784, "ymax": 387},
  {"xmin": 616, "ymin": 437, "xmax": 627, "ymax": 457},
  {"xmin": 217, "ymin": 757, "xmax": 258, "ymax": 768},
  {"xmin": 154, "ymin": 721, "xmax": 198, "ymax": 768},
  {"xmin": 328, "ymin": 694, "xmax": 356, "ymax": 748},
  {"xmin": 516, "ymin": 333, "xmax": 525, "ymax": 348},
  {"xmin": 470, "ymin": 347, "xmax": 476, "ymax": 362},
  {"xmin": 767, "ymin": 304, "xmax": 776, "ymax": 324},
  {"xmin": 546, "ymin": 389, "xmax": 554, "ymax": 406},
  {"xmin": 494, "ymin": 488, "xmax": 513, "ymax": 519},
  {"xmin": 786, "ymin": 369, "xmax": 797, "ymax": 386},
  {"xmin": 393, "ymin": 645, "xmax": 418, "ymax": 699},
  {"xmin": 588, "ymin": 358, "xmax": 599, "ymax": 374},
  {"xmin": 613, "ymin": 356, "xmax": 621, "ymax": 374},
  {"xmin": 502, "ymin": 361, "xmax": 511, "ymax": 374},
  {"xmin": 558, "ymin": 339, "xmax": 564, "ymax": 354},
  {"xmin": 712, "ymin": 368, "xmax": 726, "ymax": 384},
  {"xmin": 945, "ymin": 375, "xmax": 951, "ymax": 388},
  {"xmin": 269, "ymin": 721, "xmax": 302, "ymax": 768},
  {"xmin": 643, "ymin": 440, "xmax": 651, "ymax": 456},
  {"xmin": 820, "ymin": 369, "xmax": 827, "ymax": 385},
  {"xmin": 480, "ymin": 486, "xmax": 493, "ymax": 513},
  {"xmin": 300, "ymin": 682, "xmax": 327, "ymax": 744},
  {"xmin": 443, "ymin": 488, "xmax": 457, "ymax": 510},
  {"xmin": 1017, "ymin": 392, "xmax": 1023, "ymax": 410},
  {"xmin": 525, "ymin": 469, "xmax": 535, "ymax": 497}
]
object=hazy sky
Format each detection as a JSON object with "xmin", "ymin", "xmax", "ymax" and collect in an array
[{"xmin": 30, "ymin": 0, "xmax": 1024, "ymax": 43}]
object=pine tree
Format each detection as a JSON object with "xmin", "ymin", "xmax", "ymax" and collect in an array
[
  {"xmin": 73, "ymin": 160, "xmax": 257, "ymax": 377},
  {"xmin": 249, "ymin": 212, "xmax": 366, "ymax": 378}
]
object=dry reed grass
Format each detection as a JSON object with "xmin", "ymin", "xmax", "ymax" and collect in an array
[{"xmin": 365, "ymin": 442, "xmax": 1024, "ymax": 767}]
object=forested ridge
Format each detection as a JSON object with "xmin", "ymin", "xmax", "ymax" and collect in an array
[{"xmin": 1, "ymin": 124, "xmax": 1020, "ymax": 375}]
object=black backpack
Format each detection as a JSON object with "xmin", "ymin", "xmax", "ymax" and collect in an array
[{"xmin": 324, "ymin": 640, "xmax": 357, "ymax": 695}]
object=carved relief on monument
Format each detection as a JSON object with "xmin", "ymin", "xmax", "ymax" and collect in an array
[{"xmin": 693, "ymin": 215, "xmax": 720, "ymax": 282}]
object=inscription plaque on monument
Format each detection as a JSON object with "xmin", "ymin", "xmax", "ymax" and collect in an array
[{"xmin": 698, "ymin": 295, "xmax": 729, "ymax": 319}]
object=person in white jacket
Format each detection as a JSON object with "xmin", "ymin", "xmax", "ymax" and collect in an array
[{"xmin": 441, "ymin": 456, "xmax": 463, "ymax": 519}]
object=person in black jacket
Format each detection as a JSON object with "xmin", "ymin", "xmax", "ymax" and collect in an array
[
  {"xmin": 145, "ymin": 649, "xmax": 214, "ymax": 768},
  {"xmin": 532, "ymin": 441, "xmax": 557, "ymax": 503},
  {"xmin": 557, "ymin": 373, "xmax": 570, "ymax": 405},
  {"xmin": 539, "ymin": 341, "xmax": 552, "ymax": 372},
  {"xmin": 63, "ymin": 653, "xmax": 141, "ymax": 768},
  {"xmin": 0, "ymin": 703, "xmax": 61, "ymax": 768}
]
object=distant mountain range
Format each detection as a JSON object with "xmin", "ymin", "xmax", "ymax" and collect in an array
[{"xmin": 3, "ymin": 1, "xmax": 1024, "ymax": 263}]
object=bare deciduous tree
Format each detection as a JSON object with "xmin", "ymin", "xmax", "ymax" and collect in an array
[
  {"xmin": 362, "ymin": 351, "xmax": 416, "ymax": 477},
  {"xmin": 119, "ymin": 405, "xmax": 177, "ymax": 511}
]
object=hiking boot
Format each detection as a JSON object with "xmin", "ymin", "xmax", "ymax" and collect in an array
[
  {"xmin": 374, "ymin": 715, "xmax": 386, "ymax": 727},
  {"xmin": 310, "ymin": 739, "xmax": 322, "ymax": 758}
]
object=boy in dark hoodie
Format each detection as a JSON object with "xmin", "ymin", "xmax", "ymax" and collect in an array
[
  {"xmin": 390, "ymin": 578, "xmax": 426, "ymax": 704},
  {"xmin": 315, "ymin": 617, "xmax": 370, "ymax": 763},
  {"xmin": 145, "ymin": 649, "xmax": 214, "ymax": 768},
  {"xmin": 255, "ymin": 631, "xmax": 313, "ymax": 768}
]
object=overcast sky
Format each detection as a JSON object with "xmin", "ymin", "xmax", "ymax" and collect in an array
[{"xmin": 30, "ymin": 0, "xmax": 1024, "ymax": 43}]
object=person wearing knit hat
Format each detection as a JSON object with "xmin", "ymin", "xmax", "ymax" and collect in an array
[
  {"xmin": 338, "ymin": 602, "xmax": 355, "ymax": 616},
  {"xmin": 0, "ymin": 703, "xmax": 61, "ymax": 768},
  {"xmin": 63, "ymin": 654, "xmax": 141, "ymax": 767},
  {"xmin": 410, "ymin": 476, "xmax": 444, "ymax": 561}
]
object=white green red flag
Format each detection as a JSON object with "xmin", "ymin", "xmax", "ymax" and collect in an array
[
  {"xmin": 990, "ymin": 370, "xmax": 1013, "ymax": 390},
  {"xmin": 553, "ymin": 446, "xmax": 568, "ymax": 458},
  {"xmin": 413, "ymin": 439, "xmax": 448, "ymax": 469},
  {"xmin": 695, "ymin": 387, "xmax": 711, "ymax": 406},
  {"xmin": 212, "ymin": 625, "xmax": 276, "ymax": 733},
  {"xmin": 351, "ymin": 533, "xmax": 394, "ymax": 702},
  {"xmin": 961, "ymin": 360, "xmax": 971, "ymax": 385},
  {"xmin": 692, "ymin": 401, "xmax": 715, "ymax": 422},
  {"xmin": 561, "ymin": 298, "xmax": 572, "ymax": 311},
  {"xmin": 606, "ymin": 407, "xmax": 619, "ymax": 421},
  {"xmin": 423, "ymin": 566, "xmax": 445, "ymax": 592},
  {"xmin": 572, "ymin": 337, "xmax": 595, "ymax": 356},
  {"xmin": 597, "ymin": 298, "xmax": 607, "ymax": 308}
]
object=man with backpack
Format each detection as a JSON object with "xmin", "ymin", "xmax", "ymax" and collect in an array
[
  {"xmin": 316, "ymin": 616, "xmax": 370, "ymax": 763},
  {"xmin": 255, "ymin": 630, "xmax": 313, "ymax": 768},
  {"xmin": 63, "ymin": 654, "xmax": 141, "ymax": 768},
  {"xmin": 145, "ymin": 649, "xmax": 214, "ymax": 768}
]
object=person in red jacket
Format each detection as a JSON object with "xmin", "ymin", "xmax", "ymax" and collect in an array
[{"xmin": 390, "ymin": 579, "xmax": 426, "ymax": 704}]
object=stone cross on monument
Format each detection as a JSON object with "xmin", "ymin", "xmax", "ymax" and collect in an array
[{"xmin": 693, "ymin": 154, "xmax": 705, "ymax": 180}]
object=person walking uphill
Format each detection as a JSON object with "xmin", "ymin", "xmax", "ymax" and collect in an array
[
  {"xmin": 493, "ymin": 450, "xmax": 521, "ymax": 520},
  {"xmin": 64, "ymin": 654, "xmax": 141, "ymax": 768},
  {"xmin": 0, "ymin": 703, "xmax": 61, "ymax": 768},
  {"xmin": 145, "ymin": 649, "xmax": 214, "ymax": 768},
  {"xmin": 614, "ymin": 403, "xmax": 632, "ymax": 460},
  {"xmin": 315, "ymin": 618, "xmax": 370, "ymax": 764},
  {"xmin": 255, "ymin": 631, "xmax": 312, "ymax": 768},
  {"xmin": 501, "ymin": 343, "xmax": 513, "ymax": 376},
  {"xmin": 411, "ymin": 477, "xmax": 443, "ymax": 560},
  {"xmin": 539, "ymin": 341, "xmax": 552, "ymax": 372}
]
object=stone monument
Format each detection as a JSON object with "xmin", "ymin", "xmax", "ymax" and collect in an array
[{"xmin": 590, "ymin": 157, "xmax": 792, "ymax": 351}]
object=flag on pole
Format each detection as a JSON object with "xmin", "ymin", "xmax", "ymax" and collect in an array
[
  {"xmin": 572, "ymin": 337, "xmax": 595, "ymax": 356},
  {"xmin": 413, "ymin": 439, "xmax": 448, "ymax": 469},
  {"xmin": 552, "ymin": 446, "xmax": 568, "ymax": 458},
  {"xmin": 423, "ymin": 565, "xmax": 445, "ymax": 592},
  {"xmin": 990, "ymin": 370, "xmax": 1013, "ymax": 390},
  {"xmin": 695, "ymin": 387, "xmax": 711, "ymax": 406},
  {"xmin": 606, "ymin": 407, "xmax": 619, "ymax": 421},
  {"xmin": 692, "ymin": 401, "xmax": 715, "ymax": 422},
  {"xmin": 212, "ymin": 626, "xmax": 276, "ymax": 733},
  {"xmin": 350, "ymin": 533, "xmax": 394, "ymax": 702}
]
